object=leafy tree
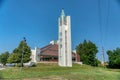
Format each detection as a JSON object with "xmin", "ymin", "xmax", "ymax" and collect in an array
[
  {"xmin": 76, "ymin": 40, "xmax": 98, "ymax": 66},
  {"xmin": 7, "ymin": 39, "xmax": 31, "ymax": 66},
  {"xmin": 7, "ymin": 53, "xmax": 20, "ymax": 63},
  {"xmin": 107, "ymin": 48, "xmax": 120, "ymax": 68},
  {"xmin": 0, "ymin": 51, "xmax": 9, "ymax": 66},
  {"xmin": 0, "ymin": 54, "xmax": 1, "ymax": 63}
]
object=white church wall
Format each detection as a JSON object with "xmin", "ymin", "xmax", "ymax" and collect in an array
[{"xmin": 31, "ymin": 47, "xmax": 40, "ymax": 62}]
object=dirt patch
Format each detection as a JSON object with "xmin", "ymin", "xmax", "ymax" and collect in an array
[{"xmin": 23, "ymin": 76, "xmax": 68, "ymax": 80}]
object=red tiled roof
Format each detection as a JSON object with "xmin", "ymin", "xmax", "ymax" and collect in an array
[
  {"xmin": 40, "ymin": 44, "xmax": 58, "ymax": 56},
  {"xmin": 40, "ymin": 44, "xmax": 76, "ymax": 58}
]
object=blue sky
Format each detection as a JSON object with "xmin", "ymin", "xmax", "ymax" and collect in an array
[{"xmin": 0, "ymin": 0, "xmax": 120, "ymax": 61}]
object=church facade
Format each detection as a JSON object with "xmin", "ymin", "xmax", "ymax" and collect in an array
[{"xmin": 31, "ymin": 41, "xmax": 79, "ymax": 63}]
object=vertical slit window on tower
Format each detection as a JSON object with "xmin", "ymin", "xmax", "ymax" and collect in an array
[
  {"xmin": 60, "ymin": 18, "xmax": 62, "ymax": 26},
  {"xmin": 60, "ymin": 32, "xmax": 62, "ymax": 36},
  {"xmin": 60, "ymin": 44, "xmax": 62, "ymax": 48},
  {"xmin": 64, "ymin": 17, "xmax": 67, "ymax": 25},
  {"xmin": 65, "ymin": 30, "xmax": 67, "ymax": 53},
  {"xmin": 60, "ymin": 38, "xmax": 62, "ymax": 42}
]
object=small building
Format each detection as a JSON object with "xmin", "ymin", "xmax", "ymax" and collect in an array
[{"xmin": 31, "ymin": 41, "xmax": 80, "ymax": 63}]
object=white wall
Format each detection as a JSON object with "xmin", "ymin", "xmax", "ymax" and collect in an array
[{"xmin": 31, "ymin": 47, "xmax": 40, "ymax": 62}]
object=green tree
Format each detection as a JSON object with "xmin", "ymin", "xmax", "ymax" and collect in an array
[
  {"xmin": 7, "ymin": 40, "xmax": 31, "ymax": 66},
  {"xmin": 107, "ymin": 48, "xmax": 120, "ymax": 68},
  {"xmin": 7, "ymin": 53, "xmax": 20, "ymax": 63},
  {"xmin": 0, "ymin": 54, "xmax": 1, "ymax": 63},
  {"xmin": 0, "ymin": 51, "xmax": 9, "ymax": 66},
  {"xmin": 76, "ymin": 40, "xmax": 98, "ymax": 66}
]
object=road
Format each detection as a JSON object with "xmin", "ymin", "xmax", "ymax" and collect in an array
[{"xmin": 0, "ymin": 68, "xmax": 5, "ymax": 70}]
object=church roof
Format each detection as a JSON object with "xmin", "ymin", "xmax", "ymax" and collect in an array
[
  {"xmin": 40, "ymin": 44, "xmax": 58, "ymax": 56},
  {"xmin": 40, "ymin": 44, "xmax": 76, "ymax": 58}
]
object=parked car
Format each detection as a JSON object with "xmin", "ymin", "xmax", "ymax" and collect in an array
[
  {"xmin": 24, "ymin": 62, "xmax": 36, "ymax": 67},
  {"xmin": 6, "ymin": 63, "xmax": 15, "ymax": 67}
]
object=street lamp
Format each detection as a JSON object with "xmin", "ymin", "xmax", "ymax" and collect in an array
[{"xmin": 21, "ymin": 37, "xmax": 26, "ymax": 69}]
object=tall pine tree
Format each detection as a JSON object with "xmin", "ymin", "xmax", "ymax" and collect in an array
[{"xmin": 8, "ymin": 39, "xmax": 31, "ymax": 65}]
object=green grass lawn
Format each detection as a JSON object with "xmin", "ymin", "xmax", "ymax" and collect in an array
[{"xmin": 0, "ymin": 63, "xmax": 120, "ymax": 80}]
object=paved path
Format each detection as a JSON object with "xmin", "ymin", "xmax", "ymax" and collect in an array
[{"xmin": 0, "ymin": 68, "xmax": 5, "ymax": 70}]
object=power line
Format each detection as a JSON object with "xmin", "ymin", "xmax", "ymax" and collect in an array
[
  {"xmin": 98, "ymin": 0, "xmax": 103, "ymax": 45},
  {"xmin": 98, "ymin": 0, "xmax": 110, "ymax": 66},
  {"xmin": 105, "ymin": 0, "xmax": 110, "ymax": 46}
]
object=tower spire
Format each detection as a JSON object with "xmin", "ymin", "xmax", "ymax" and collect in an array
[{"xmin": 61, "ymin": 8, "xmax": 65, "ymax": 16}]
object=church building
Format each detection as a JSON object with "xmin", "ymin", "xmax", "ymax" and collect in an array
[{"xmin": 31, "ymin": 9, "xmax": 80, "ymax": 66}]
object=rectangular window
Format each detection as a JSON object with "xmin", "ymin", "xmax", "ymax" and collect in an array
[
  {"xmin": 64, "ymin": 17, "xmax": 67, "ymax": 25},
  {"xmin": 60, "ymin": 32, "xmax": 62, "ymax": 36}
]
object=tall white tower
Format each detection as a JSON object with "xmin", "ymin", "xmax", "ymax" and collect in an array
[{"xmin": 58, "ymin": 9, "xmax": 72, "ymax": 67}]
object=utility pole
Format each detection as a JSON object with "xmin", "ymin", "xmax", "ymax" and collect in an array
[{"xmin": 21, "ymin": 37, "xmax": 26, "ymax": 70}]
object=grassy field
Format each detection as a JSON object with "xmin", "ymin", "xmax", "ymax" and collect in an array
[{"xmin": 0, "ymin": 63, "xmax": 120, "ymax": 80}]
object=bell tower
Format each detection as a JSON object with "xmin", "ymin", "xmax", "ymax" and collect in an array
[{"xmin": 58, "ymin": 9, "xmax": 72, "ymax": 67}]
